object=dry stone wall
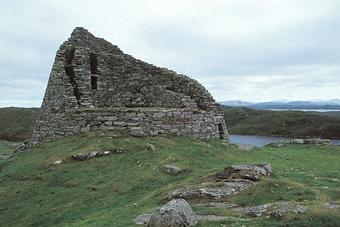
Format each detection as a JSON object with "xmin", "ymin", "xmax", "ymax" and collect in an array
[{"xmin": 30, "ymin": 27, "xmax": 228, "ymax": 146}]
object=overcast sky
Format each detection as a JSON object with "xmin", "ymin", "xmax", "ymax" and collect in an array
[{"xmin": 1, "ymin": 0, "xmax": 340, "ymax": 107}]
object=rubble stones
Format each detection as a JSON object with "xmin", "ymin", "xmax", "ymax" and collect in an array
[
  {"xmin": 29, "ymin": 27, "xmax": 228, "ymax": 147},
  {"xmin": 148, "ymin": 199, "xmax": 197, "ymax": 227}
]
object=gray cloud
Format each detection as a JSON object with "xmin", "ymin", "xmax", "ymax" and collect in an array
[{"xmin": 1, "ymin": 0, "xmax": 340, "ymax": 107}]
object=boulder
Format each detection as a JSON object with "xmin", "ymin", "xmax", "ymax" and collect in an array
[
  {"xmin": 162, "ymin": 165, "xmax": 183, "ymax": 175},
  {"xmin": 148, "ymin": 199, "xmax": 197, "ymax": 227},
  {"xmin": 216, "ymin": 163, "xmax": 272, "ymax": 181}
]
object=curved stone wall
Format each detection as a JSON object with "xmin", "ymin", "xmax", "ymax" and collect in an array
[
  {"xmin": 29, "ymin": 27, "xmax": 228, "ymax": 147},
  {"xmin": 32, "ymin": 108, "xmax": 227, "ymax": 144}
]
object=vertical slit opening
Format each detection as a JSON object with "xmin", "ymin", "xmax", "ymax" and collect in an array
[
  {"xmin": 91, "ymin": 76, "xmax": 97, "ymax": 90},
  {"xmin": 90, "ymin": 53, "xmax": 98, "ymax": 74},
  {"xmin": 64, "ymin": 48, "xmax": 81, "ymax": 105}
]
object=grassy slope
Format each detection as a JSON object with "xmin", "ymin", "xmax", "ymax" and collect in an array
[
  {"xmin": 1, "ymin": 133, "xmax": 339, "ymax": 226},
  {"xmin": 0, "ymin": 107, "xmax": 40, "ymax": 141},
  {"xmin": 223, "ymin": 107, "xmax": 340, "ymax": 138}
]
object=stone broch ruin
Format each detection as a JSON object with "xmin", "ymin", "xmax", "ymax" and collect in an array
[{"xmin": 30, "ymin": 27, "xmax": 228, "ymax": 146}]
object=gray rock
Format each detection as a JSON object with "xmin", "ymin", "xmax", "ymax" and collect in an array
[
  {"xmin": 196, "ymin": 202, "xmax": 244, "ymax": 212},
  {"xmin": 53, "ymin": 160, "xmax": 63, "ymax": 165},
  {"xmin": 216, "ymin": 163, "xmax": 272, "ymax": 181},
  {"xmin": 71, "ymin": 150, "xmax": 112, "ymax": 161},
  {"xmin": 278, "ymin": 138, "xmax": 331, "ymax": 145},
  {"xmin": 134, "ymin": 213, "xmax": 152, "ymax": 225},
  {"xmin": 244, "ymin": 202, "xmax": 307, "ymax": 218},
  {"xmin": 146, "ymin": 143, "xmax": 156, "ymax": 152},
  {"xmin": 197, "ymin": 215, "xmax": 249, "ymax": 222},
  {"xmin": 324, "ymin": 201, "xmax": 340, "ymax": 209},
  {"xmin": 168, "ymin": 179, "xmax": 255, "ymax": 200},
  {"xmin": 266, "ymin": 142, "xmax": 285, "ymax": 148},
  {"xmin": 236, "ymin": 144, "xmax": 255, "ymax": 152},
  {"xmin": 148, "ymin": 199, "xmax": 197, "ymax": 227},
  {"xmin": 129, "ymin": 127, "xmax": 145, "ymax": 137},
  {"xmin": 163, "ymin": 165, "xmax": 183, "ymax": 175},
  {"xmin": 303, "ymin": 138, "xmax": 331, "ymax": 145}
]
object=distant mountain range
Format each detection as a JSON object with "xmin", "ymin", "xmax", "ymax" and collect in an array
[{"xmin": 221, "ymin": 99, "xmax": 340, "ymax": 110}]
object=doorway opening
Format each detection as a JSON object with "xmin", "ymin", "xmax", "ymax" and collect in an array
[{"xmin": 218, "ymin": 123, "xmax": 225, "ymax": 139}]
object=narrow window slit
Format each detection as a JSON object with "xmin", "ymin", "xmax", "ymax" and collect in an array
[
  {"xmin": 91, "ymin": 76, "xmax": 97, "ymax": 90},
  {"xmin": 90, "ymin": 53, "xmax": 98, "ymax": 74}
]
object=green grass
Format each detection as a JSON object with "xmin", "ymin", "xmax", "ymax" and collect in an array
[
  {"xmin": 0, "ymin": 107, "xmax": 40, "ymax": 141},
  {"xmin": 0, "ymin": 133, "xmax": 340, "ymax": 226},
  {"xmin": 223, "ymin": 106, "xmax": 340, "ymax": 138}
]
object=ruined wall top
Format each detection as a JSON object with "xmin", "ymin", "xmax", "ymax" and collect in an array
[{"xmin": 41, "ymin": 27, "xmax": 220, "ymax": 113}]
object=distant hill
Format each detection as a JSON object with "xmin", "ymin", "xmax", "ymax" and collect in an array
[
  {"xmin": 221, "ymin": 99, "xmax": 340, "ymax": 110},
  {"xmin": 223, "ymin": 106, "xmax": 340, "ymax": 138},
  {"xmin": 220, "ymin": 100, "xmax": 254, "ymax": 107},
  {"xmin": 0, "ymin": 107, "xmax": 40, "ymax": 141}
]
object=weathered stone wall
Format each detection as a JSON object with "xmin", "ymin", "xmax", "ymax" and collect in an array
[
  {"xmin": 32, "ymin": 108, "xmax": 226, "ymax": 143},
  {"xmin": 30, "ymin": 27, "xmax": 228, "ymax": 146}
]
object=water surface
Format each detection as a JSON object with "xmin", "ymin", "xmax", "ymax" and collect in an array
[{"xmin": 229, "ymin": 135, "xmax": 340, "ymax": 147}]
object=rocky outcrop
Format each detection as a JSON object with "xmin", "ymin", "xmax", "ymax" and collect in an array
[
  {"xmin": 216, "ymin": 163, "xmax": 272, "ymax": 181},
  {"xmin": 29, "ymin": 27, "xmax": 228, "ymax": 147},
  {"xmin": 148, "ymin": 199, "xmax": 197, "ymax": 227},
  {"xmin": 168, "ymin": 163, "xmax": 272, "ymax": 200},
  {"xmin": 244, "ymin": 202, "xmax": 307, "ymax": 218},
  {"xmin": 168, "ymin": 179, "xmax": 255, "ymax": 200}
]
